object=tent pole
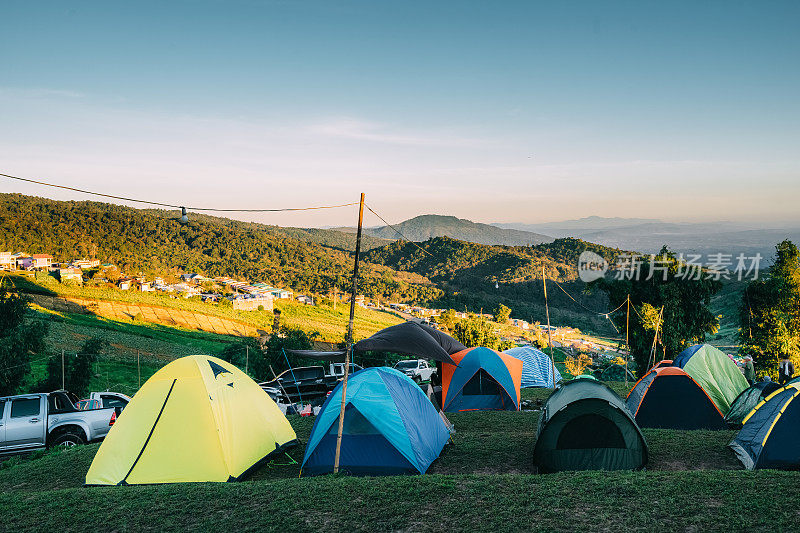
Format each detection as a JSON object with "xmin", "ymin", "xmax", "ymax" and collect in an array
[
  {"xmin": 334, "ymin": 193, "xmax": 364, "ymax": 474},
  {"xmin": 542, "ymin": 266, "xmax": 555, "ymax": 387}
]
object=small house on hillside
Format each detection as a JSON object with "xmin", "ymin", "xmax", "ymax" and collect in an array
[
  {"xmin": 230, "ymin": 293, "xmax": 274, "ymax": 311},
  {"xmin": 31, "ymin": 254, "xmax": 53, "ymax": 269},
  {"xmin": 296, "ymin": 295, "xmax": 314, "ymax": 305},
  {"xmin": 138, "ymin": 281, "xmax": 154, "ymax": 292},
  {"xmin": 117, "ymin": 279, "xmax": 132, "ymax": 290},
  {"xmin": 0, "ymin": 252, "xmax": 13, "ymax": 269},
  {"xmin": 270, "ymin": 289, "xmax": 293, "ymax": 299},
  {"xmin": 58, "ymin": 268, "xmax": 83, "ymax": 284},
  {"xmin": 72, "ymin": 259, "xmax": 100, "ymax": 269},
  {"xmin": 511, "ymin": 319, "xmax": 530, "ymax": 330}
]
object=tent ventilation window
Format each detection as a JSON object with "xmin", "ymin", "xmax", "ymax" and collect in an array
[
  {"xmin": 462, "ymin": 369, "xmax": 502, "ymax": 396},
  {"xmin": 556, "ymin": 414, "xmax": 625, "ymax": 450},
  {"xmin": 327, "ymin": 405, "xmax": 380, "ymax": 436}
]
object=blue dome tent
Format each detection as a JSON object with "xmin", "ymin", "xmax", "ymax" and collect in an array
[
  {"xmin": 503, "ymin": 345, "xmax": 561, "ymax": 388},
  {"xmin": 301, "ymin": 367, "xmax": 451, "ymax": 476}
]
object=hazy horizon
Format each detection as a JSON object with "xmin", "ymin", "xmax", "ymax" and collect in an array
[{"xmin": 2, "ymin": 1, "xmax": 799, "ymax": 228}]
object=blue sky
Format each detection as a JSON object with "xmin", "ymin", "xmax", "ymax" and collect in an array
[{"xmin": 1, "ymin": 1, "xmax": 798, "ymax": 227}]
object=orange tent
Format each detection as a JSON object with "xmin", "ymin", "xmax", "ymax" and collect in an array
[{"xmin": 441, "ymin": 347, "xmax": 522, "ymax": 412}]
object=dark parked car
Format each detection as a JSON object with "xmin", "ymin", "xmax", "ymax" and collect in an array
[{"xmin": 259, "ymin": 366, "xmax": 338, "ymax": 404}]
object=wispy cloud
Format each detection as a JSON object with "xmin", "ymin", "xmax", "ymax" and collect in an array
[
  {"xmin": 0, "ymin": 87, "xmax": 85, "ymax": 99},
  {"xmin": 307, "ymin": 117, "xmax": 488, "ymax": 148}
]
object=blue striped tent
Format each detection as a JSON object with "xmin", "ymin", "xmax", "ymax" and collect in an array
[{"xmin": 503, "ymin": 346, "xmax": 562, "ymax": 388}]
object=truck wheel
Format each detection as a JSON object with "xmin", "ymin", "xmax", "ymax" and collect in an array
[{"xmin": 52, "ymin": 432, "xmax": 85, "ymax": 448}]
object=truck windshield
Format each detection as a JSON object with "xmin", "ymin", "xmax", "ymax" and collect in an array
[
  {"xmin": 283, "ymin": 368, "xmax": 322, "ymax": 381},
  {"xmin": 394, "ymin": 361, "xmax": 418, "ymax": 370}
]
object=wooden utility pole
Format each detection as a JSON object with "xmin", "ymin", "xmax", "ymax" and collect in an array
[
  {"xmin": 625, "ymin": 295, "xmax": 630, "ymax": 386},
  {"xmin": 333, "ymin": 193, "xmax": 365, "ymax": 474},
  {"xmin": 542, "ymin": 266, "xmax": 555, "ymax": 387}
]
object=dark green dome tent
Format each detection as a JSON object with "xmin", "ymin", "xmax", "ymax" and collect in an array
[
  {"xmin": 725, "ymin": 380, "xmax": 782, "ymax": 427},
  {"xmin": 533, "ymin": 378, "xmax": 648, "ymax": 473},
  {"xmin": 596, "ymin": 364, "xmax": 635, "ymax": 382},
  {"xmin": 626, "ymin": 366, "xmax": 726, "ymax": 430},
  {"xmin": 729, "ymin": 383, "xmax": 800, "ymax": 470}
]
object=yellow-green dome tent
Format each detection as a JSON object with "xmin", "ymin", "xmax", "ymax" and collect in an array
[
  {"xmin": 86, "ymin": 355, "xmax": 297, "ymax": 485},
  {"xmin": 672, "ymin": 344, "xmax": 748, "ymax": 415}
]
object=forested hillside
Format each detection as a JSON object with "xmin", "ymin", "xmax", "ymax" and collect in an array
[
  {"xmin": 0, "ymin": 194, "xmax": 434, "ymax": 302},
  {"xmin": 2, "ymin": 194, "xmax": 633, "ymax": 333},
  {"xmin": 366, "ymin": 236, "xmax": 629, "ymax": 332}
]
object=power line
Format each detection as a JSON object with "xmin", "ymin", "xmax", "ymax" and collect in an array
[
  {"xmin": 365, "ymin": 204, "xmax": 435, "ymax": 257},
  {"xmin": 548, "ymin": 277, "xmax": 628, "ymax": 317},
  {"xmin": 0, "ymin": 172, "xmax": 358, "ymax": 213}
]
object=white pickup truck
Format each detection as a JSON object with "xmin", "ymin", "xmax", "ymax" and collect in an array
[
  {"xmin": 0, "ymin": 391, "xmax": 119, "ymax": 454},
  {"xmin": 394, "ymin": 360, "xmax": 436, "ymax": 383},
  {"xmin": 88, "ymin": 391, "xmax": 131, "ymax": 410}
]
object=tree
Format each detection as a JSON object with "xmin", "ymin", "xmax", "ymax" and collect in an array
[
  {"xmin": 494, "ymin": 303, "xmax": 511, "ymax": 325},
  {"xmin": 594, "ymin": 247, "xmax": 721, "ymax": 376},
  {"xmin": 238, "ymin": 327, "xmax": 318, "ymax": 382},
  {"xmin": 218, "ymin": 336, "xmax": 262, "ymax": 376},
  {"xmin": 0, "ymin": 285, "xmax": 49, "ymax": 395},
  {"xmin": 453, "ymin": 317, "xmax": 500, "ymax": 349},
  {"xmin": 739, "ymin": 240, "xmax": 800, "ymax": 378},
  {"xmin": 38, "ymin": 337, "xmax": 105, "ymax": 396},
  {"xmin": 70, "ymin": 338, "xmax": 105, "ymax": 396},
  {"xmin": 434, "ymin": 309, "xmax": 458, "ymax": 331}
]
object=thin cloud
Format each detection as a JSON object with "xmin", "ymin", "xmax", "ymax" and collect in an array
[{"xmin": 307, "ymin": 117, "xmax": 489, "ymax": 147}]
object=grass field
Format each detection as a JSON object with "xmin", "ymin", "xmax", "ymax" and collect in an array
[
  {"xmin": 10, "ymin": 273, "xmax": 404, "ymax": 343},
  {"xmin": 0, "ymin": 384, "xmax": 795, "ymax": 532},
  {"xmin": 23, "ymin": 306, "xmax": 242, "ymax": 395}
]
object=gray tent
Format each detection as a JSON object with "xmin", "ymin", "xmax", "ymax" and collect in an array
[{"xmin": 533, "ymin": 378, "xmax": 648, "ymax": 473}]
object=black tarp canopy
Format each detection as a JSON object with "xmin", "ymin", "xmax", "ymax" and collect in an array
[
  {"xmin": 354, "ymin": 321, "xmax": 462, "ymax": 365},
  {"xmin": 284, "ymin": 350, "xmax": 347, "ymax": 361},
  {"xmin": 416, "ymin": 323, "xmax": 467, "ymax": 356}
]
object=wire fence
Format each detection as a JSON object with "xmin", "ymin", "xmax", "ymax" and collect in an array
[{"xmin": 20, "ymin": 350, "xmax": 186, "ymax": 396}]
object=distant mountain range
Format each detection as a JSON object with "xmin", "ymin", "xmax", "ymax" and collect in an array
[
  {"xmin": 494, "ymin": 217, "xmax": 800, "ymax": 265},
  {"xmin": 338, "ymin": 214, "xmax": 553, "ymax": 247}
]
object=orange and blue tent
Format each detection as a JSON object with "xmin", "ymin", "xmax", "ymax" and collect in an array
[{"xmin": 441, "ymin": 347, "xmax": 522, "ymax": 412}]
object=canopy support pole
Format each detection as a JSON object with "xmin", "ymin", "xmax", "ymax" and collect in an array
[
  {"xmin": 542, "ymin": 266, "xmax": 555, "ymax": 387},
  {"xmin": 625, "ymin": 295, "xmax": 630, "ymax": 387},
  {"xmin": 334, "ymin": 192, "xmax": 364, "ymax": 474}
]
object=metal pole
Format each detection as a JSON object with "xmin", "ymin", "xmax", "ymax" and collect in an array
[
  {"xmin": 542, "ymin": 266, "xmax": 555, "ymax": 387},
  {"xmin": 334, "ymin": 193, "xmax": 364, "ymax": 474},
  {"xmin": 61, "ymin": 349, "xmax": 65, "ymax": 390}
]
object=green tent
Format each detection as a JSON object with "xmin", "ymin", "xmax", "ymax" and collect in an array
[
  {"xmin": 673, "ymin": 344, "xmax": 749, "ymax": 415},
  {"xmin": 725, "ymin": 380, "xmax": 782, "ymax": 427},
  {"xmin": 596, "ymin": 364, "xmax": 635, "ymax": 382},
  {"xmin": 533, "ymin": 378, "xmax": 648, "ymax": 473}
]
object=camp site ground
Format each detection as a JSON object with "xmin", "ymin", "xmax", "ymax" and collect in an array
[{"xmin": 2, "ymin": 383, "xmax": 800, "ymax": 532}]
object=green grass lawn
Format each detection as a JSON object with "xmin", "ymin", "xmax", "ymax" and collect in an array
[{"xmin": 1, "ymin": 387, "xmax": 795, "ymax": 532}]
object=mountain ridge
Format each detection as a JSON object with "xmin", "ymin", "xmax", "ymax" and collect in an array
[{"xmin": 337, "ymin": 214, "xmax": 553, "ymax": 246}]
